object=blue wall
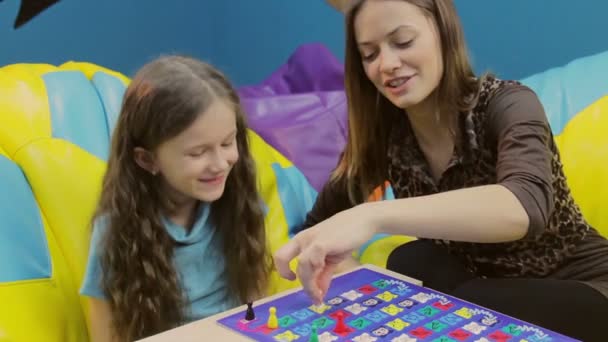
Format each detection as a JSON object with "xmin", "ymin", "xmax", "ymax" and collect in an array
[
  {"xmin": 0, "ymin": 0, "xmax": 222, "ymax": 77},
  {"xmin": 1, "ymin": 0, "xmax": 606, "ymax": 85},
  {"xmin": 211, "ymin": 1, "xmax": 344, "ymax": 86},
  {"xmin": 455, "ymin": 1, "xmax": 608, "ymax": 80}
]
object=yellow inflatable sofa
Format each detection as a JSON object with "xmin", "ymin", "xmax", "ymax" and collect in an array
[
  {"xmin": 0, "ymin": 61, "xmax": 319, "ymax": 341},
  {"xmin": 1, "ymin": 49, "xmax": 607, "ymax": 341}
]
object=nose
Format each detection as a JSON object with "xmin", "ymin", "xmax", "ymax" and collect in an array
[
  {"xmin": 378, "ymin": 48, "xmax": 401, "ymax": 74},
  {"xmin": 207, "ymin": 149, "xmax": 230, "ymax": 173}
]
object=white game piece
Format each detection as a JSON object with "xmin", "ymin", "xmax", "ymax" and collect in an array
[
  {"xmin": 463, "ymin": 321, "xmax": 487, "ymax": 335},
  {"xmin": 340, "ymin": 290, "xmax": 363, "ymax": 301},
  {"xmin": 318, "ymin": 331, "xmax": 339, "ymax": 342},
  {"xmin": 391, "ymin": 334, "xmax": 417, "ymax": 342},
  {"xmin": 410, "ymin": 292, "xmax": 432, "ymax": 303},
  {"xmin": 344, "ymin": 303, "xmax": 368, "ymax": 315},
  {"xmin": 352, "ymin": 333, "xmax": 378, "ymax": 342}
]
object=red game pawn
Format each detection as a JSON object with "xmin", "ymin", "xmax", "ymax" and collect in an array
[{"xmin": 333, "ymin": 311, "xmax": 348, "ymax": 334}]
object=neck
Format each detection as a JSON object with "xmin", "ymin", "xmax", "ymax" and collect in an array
[
  {"xmin": 162, "ymin": 183, "xmax": 199, "ymax": 230},
  {"xmin": 405, "ymin": 95, "xmax": 456, "ymax": 146},
  {"xmin": 167, "ymin": 200, "xmax": 199, "ymax": 231}
]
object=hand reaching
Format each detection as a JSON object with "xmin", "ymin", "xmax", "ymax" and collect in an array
[{"xmin": 273, "ymin": 206, "xmax": 376, "ymax": 304}]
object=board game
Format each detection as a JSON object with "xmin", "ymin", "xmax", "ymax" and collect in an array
[{"xmin": 217, "ymin": 267, "xmax": 580, "ymax": 341}]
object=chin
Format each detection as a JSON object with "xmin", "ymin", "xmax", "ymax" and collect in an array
[
  {"xmin": 391, "ymin": 94, "xmax": 428, "ymax": 111},
  {"xmin": 195, "ymin": 185, "xmax": 226, "ymax": 203},
  {"xmin": 387, "ymin": 97, "xmax": 414, "ymax": 110}
]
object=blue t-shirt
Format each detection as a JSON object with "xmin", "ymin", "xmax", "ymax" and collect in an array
[{"xmin": 80, "ymin": 204, "xmax": 237, "ymax": 321}]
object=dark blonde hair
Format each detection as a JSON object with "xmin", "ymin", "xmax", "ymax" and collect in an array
[
  {"xmin": 94, "ymin": 56, "xmax": 271, "ymax": 341},
  {"xmin": 335, "ymin": 0, "xmax": 481, "ymax": 202}
]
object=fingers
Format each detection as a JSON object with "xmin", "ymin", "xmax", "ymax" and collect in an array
[
  {"xmin": 273, "ymin": 238, "xmax": 301, "ymax": 280},
  {"xmin": 316, "ymin": 263, "xmax": 337, "ymax": 301},
  {"xmin": 297, "ymin": 244, "xmax": 327, "ymax": 304},
  {"xmin": 275, "ymin": 229, "xmax": 333, "ymax": 305}
]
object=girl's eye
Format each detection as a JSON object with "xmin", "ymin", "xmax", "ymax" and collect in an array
[
  {"xmin": 362, "ymin": 51, "xmax": 378, "ymax": 62},
  {"xmin": 395, "ymin": 40, "xmax": 413, "ymax": 48},
  {"xmin": 188, "ymin": 150, "xmax": 205, "ymax": 157},
  {"xmin": 222, "ymin": 136, "xmax": 236, "ymax": 147}
]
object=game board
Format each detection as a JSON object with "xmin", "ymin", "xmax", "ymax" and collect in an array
[{"xmin": 217, "ymin": 267, "xmax": 580, "ymax": 342}]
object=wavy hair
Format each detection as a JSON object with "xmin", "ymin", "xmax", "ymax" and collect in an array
[{"xmin": 94, "ymin": 55, "xmax": 271, "ymax": 341}]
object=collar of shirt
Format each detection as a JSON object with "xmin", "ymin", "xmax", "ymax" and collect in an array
[{"xmin": 387, "ymin": 109, "xmax": 480, "ymax": 190}]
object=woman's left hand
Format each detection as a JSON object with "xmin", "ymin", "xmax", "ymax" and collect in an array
[{"xmin": 274, "ymin": 204, "xmax": 377, "ymax": 304}]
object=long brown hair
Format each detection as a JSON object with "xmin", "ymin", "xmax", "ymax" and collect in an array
[
  {"xmin": 335, "ymin": 0, "xmax": 481, "ymax": 202},
  {"xmin": 94, "ymin": 56, "xmax": 271, "ymax": 341}
]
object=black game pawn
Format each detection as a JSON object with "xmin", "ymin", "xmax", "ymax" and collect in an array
[{"xmin": 245, "ymin": 302, "xmax": 255, "ymax": 321}]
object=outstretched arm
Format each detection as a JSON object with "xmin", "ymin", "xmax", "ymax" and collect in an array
[
  {"xmin": 366, "ymin": 184, "xmax": 528, "ymax": 242},
  {"xmin": 275, "ymin": 84, "xmax": 554, "ymax": 303},
  {"xmin": 367, "ymin": 84, "xmax": 554, "ymax": 243}
]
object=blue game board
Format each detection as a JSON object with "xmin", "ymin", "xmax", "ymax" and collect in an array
[{"xmin": 217, "ymin": 267, "xmax": 580, "ymax": 341}]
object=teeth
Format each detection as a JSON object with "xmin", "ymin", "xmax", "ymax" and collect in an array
[{"xmin": 389, "ymin": 78, "xmax": 407, "ymax": 87}]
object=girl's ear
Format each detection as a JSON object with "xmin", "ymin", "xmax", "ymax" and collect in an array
[{"xmin": 134, "ymin": 147, "xmax": 159, "ymax": 175}]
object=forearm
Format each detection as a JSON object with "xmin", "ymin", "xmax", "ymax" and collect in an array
[{"xmin": 365, "ymin": 184, "xmax": 529, "ymax": 243}]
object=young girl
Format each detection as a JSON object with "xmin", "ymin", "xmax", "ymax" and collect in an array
[
  {"xmin": 80, "ymin": 56, "xmax": 271, "ymax": 341},
  {"xmin": 274, "ymin": 1, "xmax": 608, "ymax": 340}
]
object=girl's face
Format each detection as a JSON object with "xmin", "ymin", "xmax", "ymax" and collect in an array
[
  {"xmin": 143, "ymin": 99, "xmax": 239, "ymax": 206},
  {"xmin": 355, "ymin": 0, "xmax": 443, "ymax": 111}
]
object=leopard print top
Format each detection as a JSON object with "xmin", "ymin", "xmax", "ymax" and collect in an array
[{"xmin": 387, "ymin": 76, "xmax": 591, "ymax": 278}]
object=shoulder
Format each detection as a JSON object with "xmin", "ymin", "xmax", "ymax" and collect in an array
[
  {"xmin": 89, "ymin": 214, "xmax": 111, "ymax": 248},
  {"xmin": 476, "ymin": 75, "xmax": 537, "ymax": 109},
  {"xmin": 80, "ymin": 214, "xmax": 111, "ymax": 299},
  {"xmin": 475, "ymin": 76, "xmax": 548, "ymax": 136}
]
